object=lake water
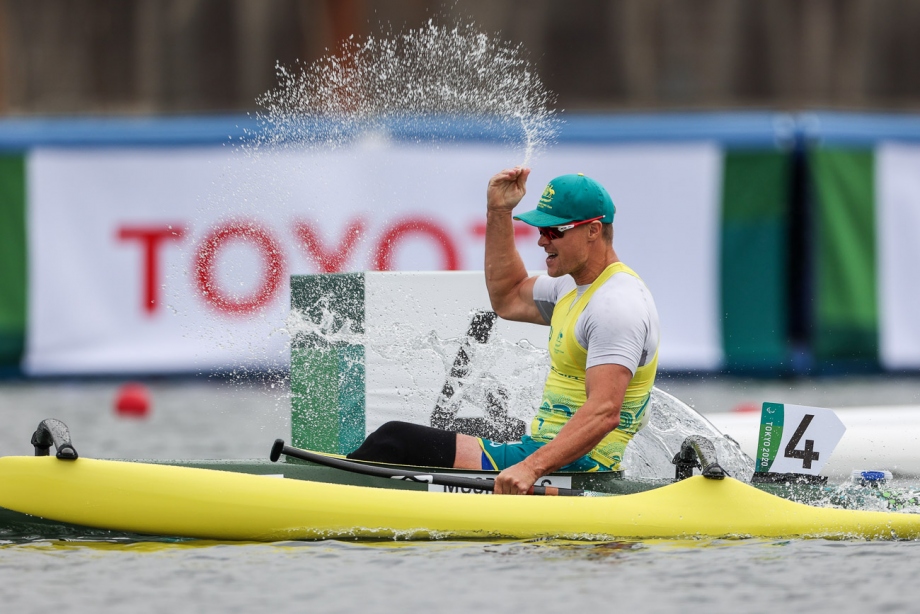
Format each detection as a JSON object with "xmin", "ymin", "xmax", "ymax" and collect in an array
[
  {"xmin": 2, "ymin": 376, "xmax": 920, "ymax": 613},
  {"xmin": 3, "ymin": 536, "xmax": 917, "ymax": 613}
]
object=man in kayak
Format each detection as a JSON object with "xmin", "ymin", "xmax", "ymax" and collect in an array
[{"xmin": 349, "ymin": 167, "xmax": 660, "ymax": 494}]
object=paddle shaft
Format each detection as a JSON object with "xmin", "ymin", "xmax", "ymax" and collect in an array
[{"xmin": 270, "ymin": 439, "xmax": 586, "ymax": 496}]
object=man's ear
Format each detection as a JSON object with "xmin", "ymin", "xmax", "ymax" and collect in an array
[{"xmin": 587, "ymin": 222, "xmax": 602, "ymax": 242}]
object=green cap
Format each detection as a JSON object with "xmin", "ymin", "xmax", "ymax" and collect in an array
[{"xmin": 514, "ymin": 173, "xmax": 615, "ymax": 227}]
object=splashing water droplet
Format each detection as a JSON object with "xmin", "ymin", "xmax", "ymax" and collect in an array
[{"xmin": 248, "ymin": 21, "xmax": 559, "ymax": 166}]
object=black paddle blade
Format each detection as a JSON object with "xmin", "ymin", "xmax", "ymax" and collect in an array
[{"xmin": 270, "ymin": 439, "xmax": 285, "ymax": 462}]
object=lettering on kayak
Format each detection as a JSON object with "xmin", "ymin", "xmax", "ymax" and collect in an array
[
  {"xmin": 428, "ymin": 474, "xmax": 572, "ymax": 493},
  {"xmin": 444, "ymin": 483, "xmax": 492, "ymax": 495}
]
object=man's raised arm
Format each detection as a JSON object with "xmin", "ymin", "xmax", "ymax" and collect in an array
[{"xmin": 484, "ymin": 167, "xmax": 544, "ymax": 325}]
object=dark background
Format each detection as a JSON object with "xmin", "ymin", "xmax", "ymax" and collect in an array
[{"xmin": 2, "ymin": 0, "xmax": 919, "ymax": 116}]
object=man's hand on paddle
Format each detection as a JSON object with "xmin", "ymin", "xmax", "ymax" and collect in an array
[
  {"xmin": 494, "ymin": 459, "xmax": 541, "ymax": 495},
  {"xmin": 487, "ymin": 167, "xmax": 530, "ymax": 214}
]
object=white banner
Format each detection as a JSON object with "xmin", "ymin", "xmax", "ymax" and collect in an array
[
  {"xmin": 25, "ymin": 141, "xmax": 722, "ymax": 374},
  {"xmin": 878, "ymin": 142, "xmax": 920, "ymax": 368}
]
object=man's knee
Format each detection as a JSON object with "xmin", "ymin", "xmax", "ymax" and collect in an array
[
  {"xmin": 454, "ymin": 433, "xmax": 486, "ymax": 470},
  {"xmin": 346, "ymin": 421, "xmax": 457, "ymax": 467}
]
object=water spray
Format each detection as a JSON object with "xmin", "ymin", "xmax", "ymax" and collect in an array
[{"xmin": 249, "ymin": 21, "xmax": 559, "ymax": 166}]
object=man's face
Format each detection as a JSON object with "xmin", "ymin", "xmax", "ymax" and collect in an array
[{"xmin": 537, "ymin": 222, "xmax": 594, "ymax": 278}]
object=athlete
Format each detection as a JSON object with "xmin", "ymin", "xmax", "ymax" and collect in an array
[{"xmin": 348, "ymin": 167, "xmax": 660, "ymax": 495}]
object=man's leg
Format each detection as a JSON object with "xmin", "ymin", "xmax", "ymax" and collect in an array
[
  {"xmin": 345, "ymin": 421, "xmax": 462, "ymax": 467},
  {"xmin": 346, "ymin": 421, "xmax": 489, "ymax": 469},
  {"xmin": 454, "ymin": 433, "xmax": 485, "ymax": 469}
]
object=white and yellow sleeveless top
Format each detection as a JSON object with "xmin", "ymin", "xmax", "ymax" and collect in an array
[{"xmin": 531, "ymin": 262, "xmax": 660, "ymax": 468}]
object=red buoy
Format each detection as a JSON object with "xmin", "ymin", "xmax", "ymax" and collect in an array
[
  {"xmin": 731, "ymin": 402, "xmax": 759, "ymax": 413},
  {"xmin": 115, "ymin": 382, "xmax": 151, "ymax": 418}
]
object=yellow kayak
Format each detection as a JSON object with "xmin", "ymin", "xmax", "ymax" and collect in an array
[{"xmin": 1, "ymin": 455, "xmax": 918, "ymax": 541}]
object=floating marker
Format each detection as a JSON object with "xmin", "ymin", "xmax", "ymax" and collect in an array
[
  {"xmin": 731, "ymin": 402, "xmax": 759, "ymax": 413},
  {"xmin": 115, "ymin": 382, "xmax": 151, "ymax": 418}
]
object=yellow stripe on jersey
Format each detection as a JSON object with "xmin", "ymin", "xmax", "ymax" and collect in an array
[{"xmin": 530, "ymin": 262, "xmax": 658, "ymax": 470}]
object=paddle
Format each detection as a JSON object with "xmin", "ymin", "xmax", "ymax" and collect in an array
[{"xmin": 270, "ymin": 439, "xmax": 589, "ymax": 496}]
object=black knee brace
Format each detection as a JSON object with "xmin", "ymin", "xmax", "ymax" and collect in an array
[{"xmin": 346, "ymin": 421, "xmax": 457, "ymax": 467}]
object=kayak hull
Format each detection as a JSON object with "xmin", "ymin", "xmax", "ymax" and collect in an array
[{"xmin": 1, "ymin": 456, "xmax": 919, "ymax": 541}]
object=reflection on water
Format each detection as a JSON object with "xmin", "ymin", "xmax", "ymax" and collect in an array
[{"xmin": 2, "ymin": 537, "xmax": 920, "ymax": 613}]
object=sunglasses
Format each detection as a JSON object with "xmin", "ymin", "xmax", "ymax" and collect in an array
[{"xmin": 537, "ymin": 216, "xmax": 604, "ymax": 241}]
